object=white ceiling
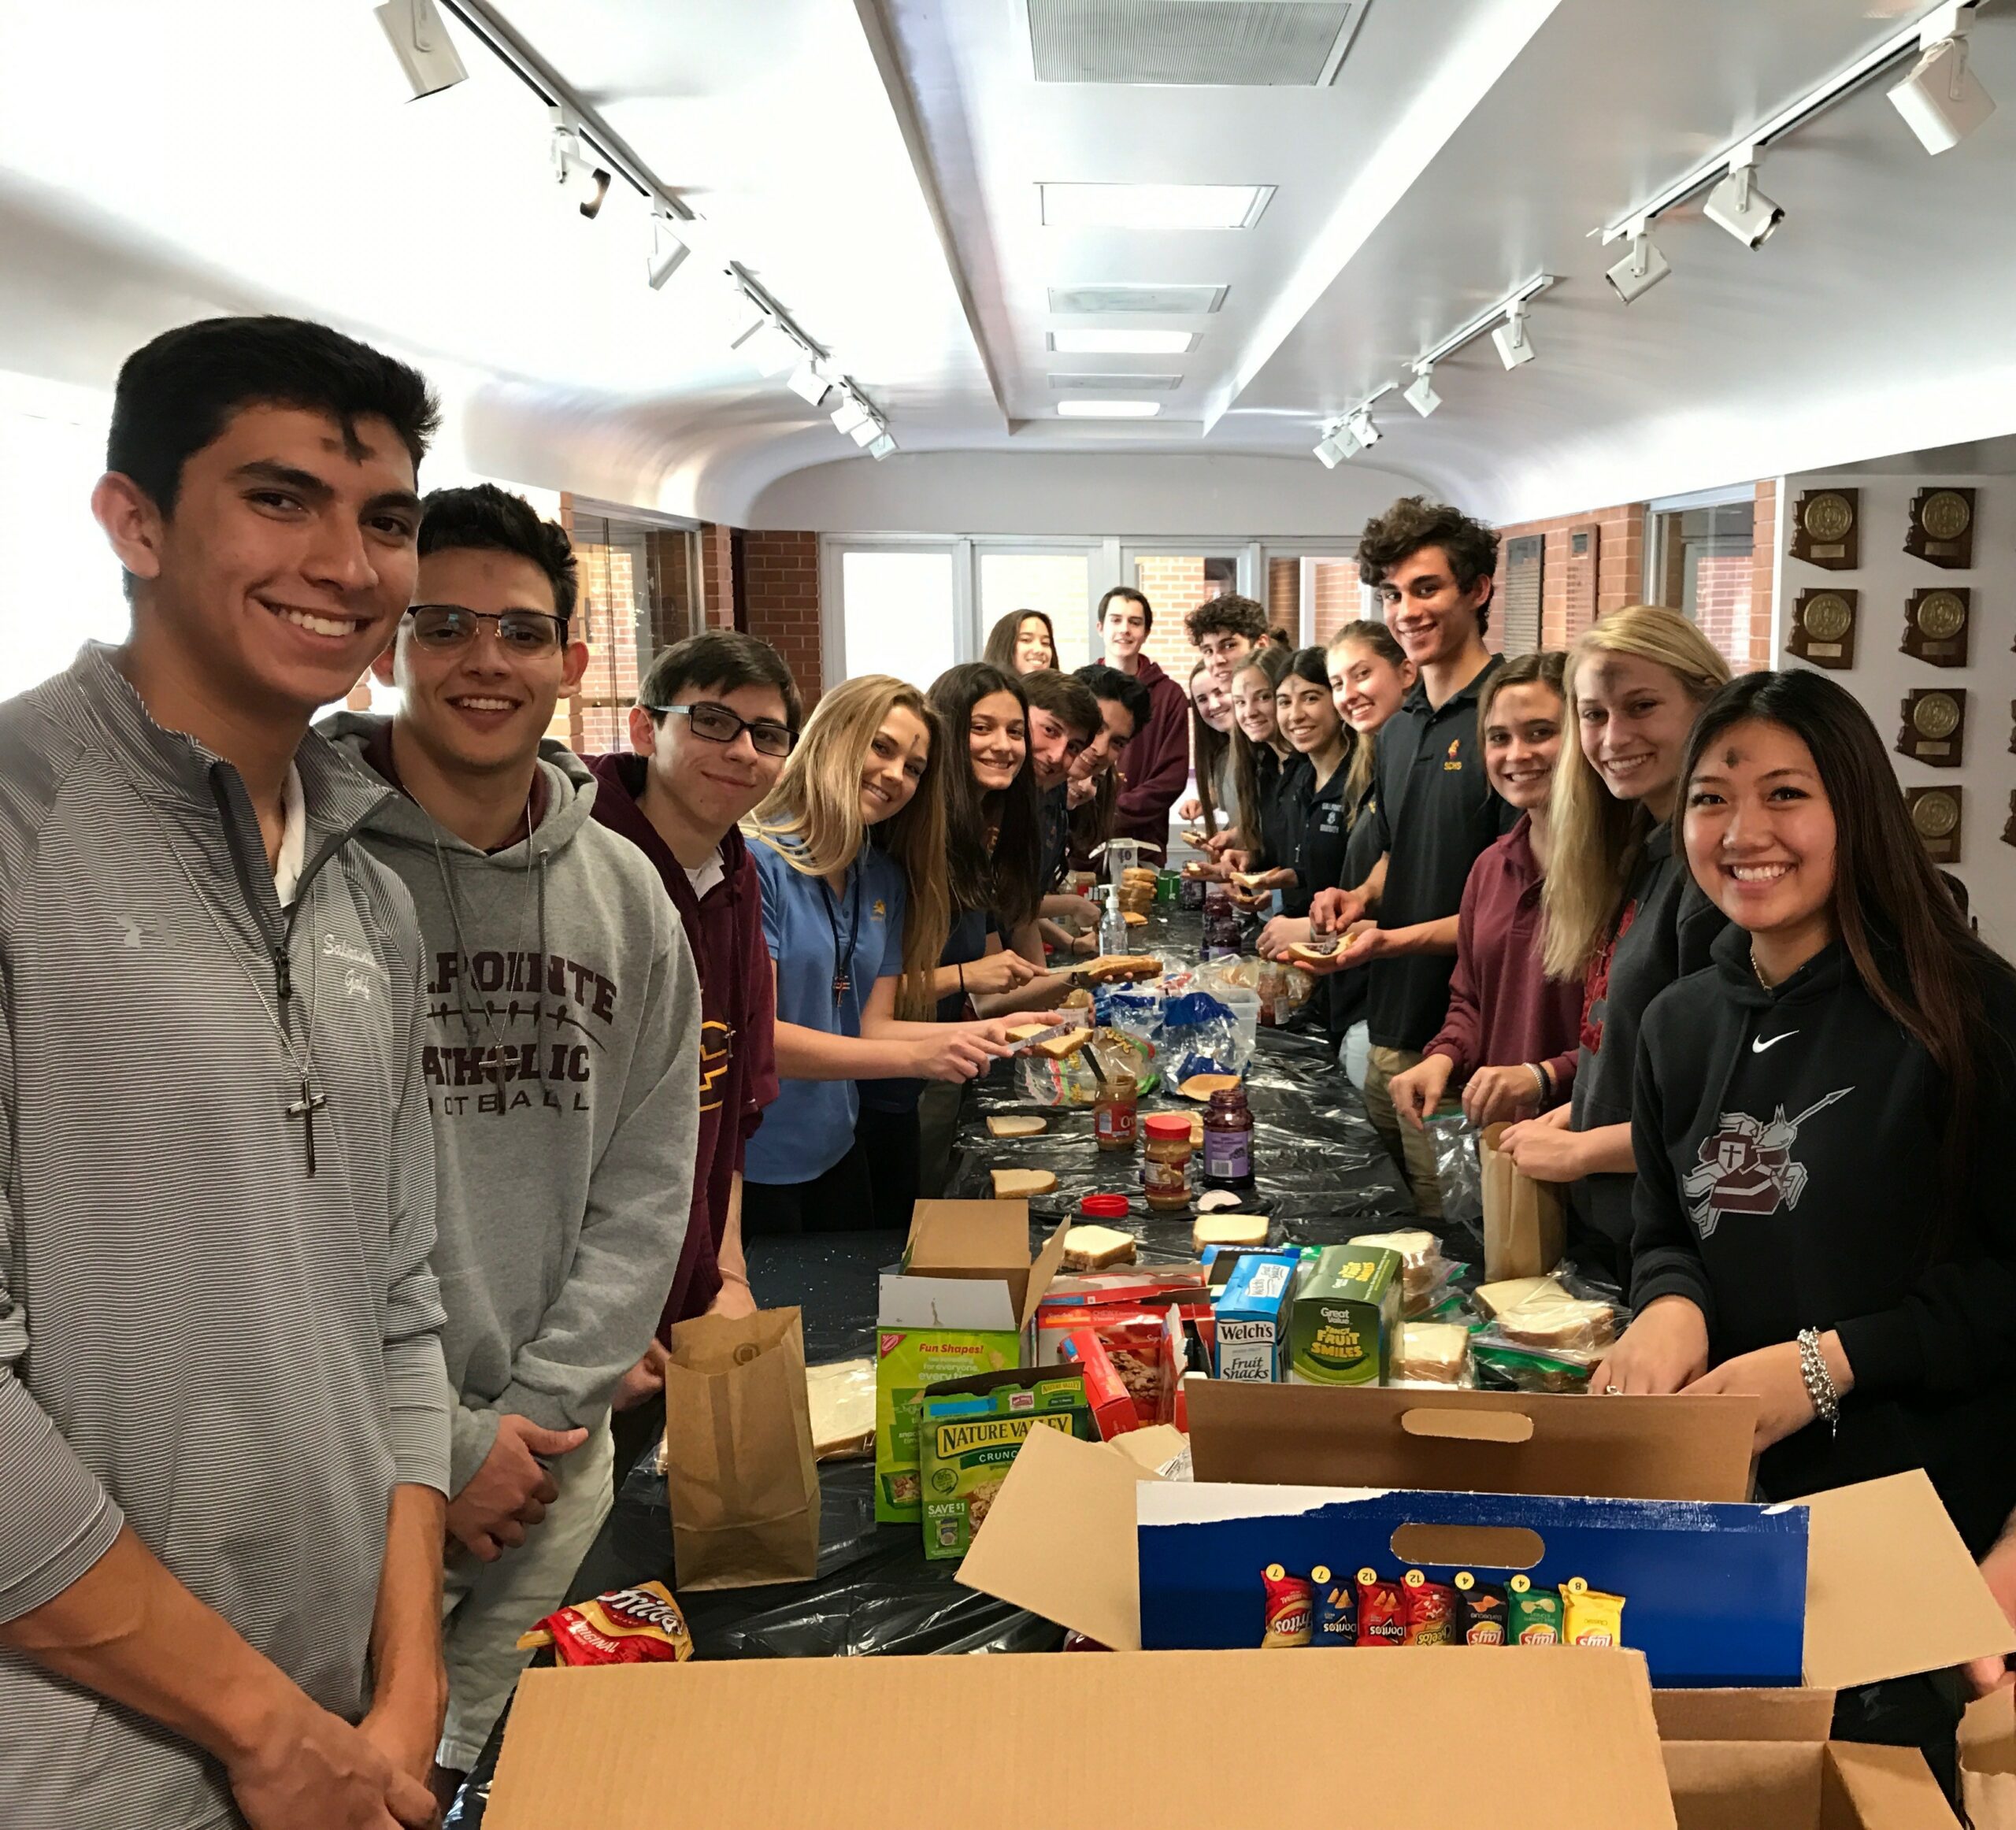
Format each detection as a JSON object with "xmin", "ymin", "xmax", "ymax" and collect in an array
[{"xmin": 0, "ymin": 0, "xmax": 2013, "ymax": 528}]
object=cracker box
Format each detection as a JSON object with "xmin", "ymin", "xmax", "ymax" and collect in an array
[
  {"xmin": 1211, "ymin": 1250, "xmax": 1301, "ymax": 1382},
  {"xmin": 1288, "ymin": 1244, "xmax": 1401, "ymax": 1385},
  {"xmin": 917, "ymin": 1365, "xmax": 1091, "ymax": 1561},
  {"xmin": 873, "ymin": 1202, "xmax": 1069, "ymax": 1523}
]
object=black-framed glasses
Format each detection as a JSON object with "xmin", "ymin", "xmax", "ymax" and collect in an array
[
  {"xmin": 406, "ymin": 603, "xmax": 569, "ymax": 654},
  {"xmin": 649, "ymin": 702, "xmax": 797, "ymax": 759}
]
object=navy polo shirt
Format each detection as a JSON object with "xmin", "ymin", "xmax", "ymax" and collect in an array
[
  {"xmin": 1365, "ymin": 657, "xmax": 1517, "ymax": 1051},
  {"xmin": 745, "ymin": 835, "xmax": 907, "ymax": 1184},
  {"xmin": 1281, "ymin": 753, "xmax": 1351, "ymax": 920}
]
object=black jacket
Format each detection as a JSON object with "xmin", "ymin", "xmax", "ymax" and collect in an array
[{"xmin": 1630, "ymin": 924, "xmax": 2016, "ymax": 1553}]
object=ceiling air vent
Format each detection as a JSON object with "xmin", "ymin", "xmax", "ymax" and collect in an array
[
  {"xmin": 1028, "ymin": 1, "xmax": 1368, "ymax": 87},
  {"xmin": 1048, "ymin": 372, "xmax": 1183, "ymax": 390},
  {"xmin": 1047, "ymin": 283, "xmax": 1228, "ymax": 316}
]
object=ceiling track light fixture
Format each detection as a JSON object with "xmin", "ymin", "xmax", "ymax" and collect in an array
[
  {"xmin": 1891, "ymin": 5, "xmax": 1996, "ymax": 152},
  {"xmin": 376, "ymin": 0, "xmax": 469, "ymax": 98},
  {"xmin": 867, "ymin": 433, "xmax": 897, "ymax": 461},
  {"xmin": 432, "ymin": 0, "xmax": 892, "ymax": 443},
  {"xmin": 849, "ymin": 416, "xmax": 886, "ymax": 448},
  {"xmin": 1492, "ymin": 301, "xmax": 1536, "ymax": 369},
  {"xmin": 786, "ymin": 361, "xmax": 832, "ymax": 407},
  {"xmin": 1702, "ymin": 151, "xmax": 1784, "ymax": 249},
  {"xmin": 1347, "ymin": 407, "xmax": 1380, "ymax": 447},
  {"xmin": 1312, "ymin": 383, "xmax": 1394, "ymax": 466},
  {"xmin": 1593, "ymin": 0, "xmax": 1994, "ymax": 268},
  {"xmin": 830, "ymin": 395, "xmax": 872, "ymax": 436},
  {"xmin": 549, "ymin": 107, "xmax": 612, "ymax": 220},
  {"xmin": 1411, "ymin": 274, "xmax": 1555, "ymax": 383},
  {"xmin": 1403, "ymin": 364, "xmax": 1440, "ymax": 417},
  {"xmin": 1604, "ymin": 220, "xmax": 1673, "ymax": 302}
]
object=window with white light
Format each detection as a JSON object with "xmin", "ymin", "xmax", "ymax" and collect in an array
[
  {"xmin": 0, "ymin": 374, "xmax": 128, "ymax": 702},
  {"xmin": 837, "ymin": 548, "xmax": 958, "ymax": 687}
]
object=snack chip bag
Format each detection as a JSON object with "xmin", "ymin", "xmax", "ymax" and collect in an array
[
  {"xmin": 1262, "ymin": 1563, "xmax": 1313, "ymax": 1647},
  {"xmin": 1354, "ymin": 1568, "xmax": 1405, "ymax": 1647},
  {"xmin": 1401, "ymin": 1569, "xmax": 1458, "ymax": 1646},
  {"xmin": 1562, "ymin": 1577, "xmax": 1626, "ymax": 1649},
  {"xmin": 1507, "ymin": 1573, "xmax": 1562, "ymax": 1647},
  {"xmin": 1455, "ymin": 1572, "xmax": 1509, "ymax": 1646},
  {"xmin": 1310, "ymin": 1564, "xmax": 1358, "ymax": 1645},
  {"xmin": 516, "ymin": 1581, "xmax": 694, "ymax": 1667}
]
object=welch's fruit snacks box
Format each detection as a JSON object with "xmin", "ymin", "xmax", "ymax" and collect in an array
[{"xmin": 1211, "ymin": 1250, "xmax": 1303, "ymax": 1382}]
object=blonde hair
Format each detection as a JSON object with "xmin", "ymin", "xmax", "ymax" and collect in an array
[
  {"xmin": 1327, "ymin": 618, "xmax": 1410, "ymax": 824},
  {"xmin": 1540, "ymin": 606, "xmax": 1732, "ymax": 980},
  {"xmin": 746, "ymin": 675, "xmax": 951, "ymax": 1018}
]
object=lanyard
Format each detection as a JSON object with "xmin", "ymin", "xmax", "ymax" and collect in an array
[{"xmin": 819, "ymin": 863, "xmax": 866, "ymax": 1009}]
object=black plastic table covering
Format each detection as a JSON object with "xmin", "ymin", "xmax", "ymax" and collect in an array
[{"xmin": 448, "ymin": 919, "xmax": 1414, "ymax": 1824}]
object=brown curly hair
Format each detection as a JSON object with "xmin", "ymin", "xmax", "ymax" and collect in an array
[
  {"xmin": 1355, "ymin": 497, "xmax": 1500, "ymax": 639},
  {"xmin": 1184, "ymin": 592, "xmax": 1269, "ymax": 648}
]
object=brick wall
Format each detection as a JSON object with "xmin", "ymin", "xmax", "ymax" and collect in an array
[
  {"xmin": 1747, "ymin": 480, "xmax": 1777, "ymax": 671},
  {"xmin": 742, "ymin": 528, "xmax": 823, "ymax": 706},
  {"xmin": 701, "ymin": 522, "xmax": 736, "ymax": 630},
  {"xmin": 1129, "ymin": 556, "xmax": 1209, "ymax": 685}
]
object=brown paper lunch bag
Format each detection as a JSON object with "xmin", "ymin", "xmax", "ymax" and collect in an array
[
  {"xmin": 662, "ymin": 1307, "xmax": 821, "ymax": 1590},
  {"xmin": 1479, "ymin": 1121, "xmax": 1567, "ymax": 1283}
]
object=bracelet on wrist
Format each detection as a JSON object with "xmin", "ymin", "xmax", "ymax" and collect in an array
[
  {"xmin": 1527, "ymin": 1063, "xmax": 1547, "ymax": 1100},
  {"xmin": 1797, "ymin": 1327, "xmax": 1841, "ymax": 1437}
]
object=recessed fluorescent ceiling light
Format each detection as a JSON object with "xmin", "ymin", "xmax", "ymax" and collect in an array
[
  {"xmin": 1057, "ymin": 399, "xmax": 1162, "ymax": 418},
  {"xmin": 1047, "ymin": 328, "xmax": 1196, "ymax": 355},
  {"xmin": 1039, "ymin": 183, "xmax": 1273, "ymax": 231}
]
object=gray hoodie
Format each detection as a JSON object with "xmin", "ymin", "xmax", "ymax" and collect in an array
[{"xmin": 324, "ymin": 713, "xmax": 702, "ymax": 1493}]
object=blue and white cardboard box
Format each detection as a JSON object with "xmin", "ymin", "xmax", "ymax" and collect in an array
[{"xmin": 1135, "ymin": 1478, "xmax": 1807, "ymax": 1687}]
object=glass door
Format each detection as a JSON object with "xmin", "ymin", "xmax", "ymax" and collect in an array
[
  {"xmin": 1260, "ymin": 545, "xmax": 1367, "ymax": 648},
  {"xmin": 832, "ymin": 543, "xmax": 962, "ymax": 687},
  {"xmin": 975, "ymin": 546, "xmax": 1097, "ymax": 672},
  {"xmin": 1114, "ymin": 543, "xmax": 1254, "ymax": 678}
]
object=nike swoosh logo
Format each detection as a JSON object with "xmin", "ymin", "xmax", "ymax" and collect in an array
[{"xmin": 1751, "ymin": 1032, "xmax": 1798, "ymax": 1054}]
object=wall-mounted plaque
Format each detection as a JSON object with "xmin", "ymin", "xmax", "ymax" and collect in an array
[
  {"xmin": 1898, "ymin": 687, "xmax": 1966, "ymax": 765},
  {"xmin": 1905, "ymin": 487, "xmax": 1975, "ymax": 569},
  {"xmin": 1901, "ymin": 587, "xmax": 1970, "ymax": 667},
  {"xmin": 1908, "ymin": 787, "xmax": 1962, "ymax": 862},
  {"xmin": 1789, "ymin": 488, "xmax": 1858, "ymax": 569},
  {"xmin": 1788, "ymin": 587, "xmax": 1857, "ymax": 669}
]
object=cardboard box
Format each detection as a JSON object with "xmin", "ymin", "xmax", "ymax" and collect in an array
[
  {"xmin": 873, "ymin": 1201, "xmax": 1067, "ymax": 1523},
  {"xmin": 1059, "ymin": 1326, "xmax": 1140, "ymax": 1440},
  {"xmin": 1210, "ymin": 1250, "xmax": 1299, "ymax": 1381},
  {"xmin": 958, "ymin": 1384, "xmax": 2013, "ymax": 1697},
  {"xmin": 1964, "ymin": 1688, "xmax": 2016, "ymax": 1830},
  {"xmin": 1658, "ymin": 1688, "xmax": 1962, "ymax": 1830},
  {"xmin": 1286, "ymin": 1243, "xmax": 1399, "ymax": 1384},
  {"xmin": 484, "ymin": 1645, "xmax": 1681, "ymax": 1830}
]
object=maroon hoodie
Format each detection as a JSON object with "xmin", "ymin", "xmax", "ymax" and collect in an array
[
  {"xmin": 585, "ymin": 752, "xmax": 777, "ymax": 1334},
  {"xmin": 1112, "ymin": 655, "xmax": 1191, "ymax": 854}
]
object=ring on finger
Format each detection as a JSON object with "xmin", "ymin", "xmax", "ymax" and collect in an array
[{"xmin": 1603, "ymin": 1384, "xmax": 1622, "ymax": 1395}]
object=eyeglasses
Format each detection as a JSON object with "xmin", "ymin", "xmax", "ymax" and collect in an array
[
  {"xmin": 649, "ymin": 702, "xmax": 797, "ymax": 759},
  {"xmin": 406, "ymin": 604, "xmax": 569, "ymax": 654}
]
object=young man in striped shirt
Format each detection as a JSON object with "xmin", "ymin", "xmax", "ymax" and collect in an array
[{"xmin": 0, "ymin": 318, "xmax": 450, "ymax": 1830}]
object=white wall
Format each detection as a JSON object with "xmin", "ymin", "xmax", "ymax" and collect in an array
[
  {"xmin": 744, "ymin": 449, "xmax": 1428, "ymax": 537},
  {"xmin": 1776, "ymin": 470, "xmax": 2015, "ymax": 955}
]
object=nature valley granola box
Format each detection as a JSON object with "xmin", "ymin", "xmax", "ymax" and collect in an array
[
  {"xmin": 1288, "ymin": 1245, "xmax": 1402, "ymax": 1386},
  {"xmin": 917, "ymin": 1366, "xmax": 1092, "ymax": 1561},
  {"xmin": 875, "ymin": 1323, "xmax": 1021, "ymax": 1523}
]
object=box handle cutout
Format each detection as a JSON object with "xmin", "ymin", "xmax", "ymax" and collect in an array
[
  {"xmin": 1388, "ymin": 1524, "xmax": 1545, "ymax": 1572},
  {"xmin": 1399, "ymin": 1407, "xmax": 1534, "ymax": 1444}
]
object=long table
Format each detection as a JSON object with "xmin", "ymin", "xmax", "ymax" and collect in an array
[{"xmin": 448, "ymin": 920, "xmax": 1414, "ymax": 1824}]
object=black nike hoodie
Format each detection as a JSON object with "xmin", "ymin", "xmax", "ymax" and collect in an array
[{"xmin": 1630, "ymin": 922, "xmax": 2016, "ymax": 1554}]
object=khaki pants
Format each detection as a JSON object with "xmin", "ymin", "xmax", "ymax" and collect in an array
[
  {"xmin": 437, "ymin": 1415, "xmax": 615, "ymax": 1772},
  {"xmin": 1363, "ymin": 1044, "xmax": 1443, "ymax": 1220}
]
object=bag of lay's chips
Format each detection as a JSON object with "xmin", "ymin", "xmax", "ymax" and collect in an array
[
  {"xmin": 1506, "ymin": 1573, "xmax": 1562, "ymax": 1646},
  {"xmin": 517, "ymin": 1581, "xmax": 694, "ymax": 1666},
  {"xmin": 1562, "ymin": 1576, "xmax": 1627, "ymax": 1648}
]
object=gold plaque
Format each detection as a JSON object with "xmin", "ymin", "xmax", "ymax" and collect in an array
[
  {"xmin": 1898, "ymin": 687, "xmax": 1966, "ymax": 765},
  {"xmin": 1804, "ymin": 493, "xmax": 1855, "ymax": 543},
  {"xmin": 1906, "ymin": 485, "xmax": 1975, "ymax": 569},
  {"xmin": 1903, "ymin": 587, "xmax": 1970, "ymax": 667},
  {"xmin": 1908, "ymin": 787, "xmax": 1962, "ymax": 861},
  {"xmin": 1922, "ymin": 491, "xmax": 1972, "ymax": 543},
  {"xmin": 1803, "ymin": 593, "xmax": 1852, "ymax": 640},
  {"xmin": 1788, "ymin": 587, "xmax": 1857, "ymax": 669},
  {"xmin": 1918, "ymin": 590, "xmax": 1966, "ymax": 638},
  {"xmin": 1914, "ymin": 692, "xmax": 1960, "ymax": 739},
  {"xmin": 1790, "ymin": 487, "xmax": 1858, "ymax": 569}
]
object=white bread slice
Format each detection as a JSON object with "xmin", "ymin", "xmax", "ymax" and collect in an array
[
  {"xmin": 1081, "ymin": 954, "xmax": 1161, "ymax": 984},
  {"xmin": 1472, "ymin": 1274, "xmax": 1561, "ymax": 1321},
  {"xmin": 986, "ymin": 1114, "xmax": 1047, "ymax": 1139},
  {"xmin": 1394, "ymin": 1321, "xmax": 1469, "ymax": 1386},
  {"xmin": 991, "ymin": 1168, "xmax": 1058, "ymax": 1199},
  {"xmin": 1123, "ymin": 910, "xmax": 1147, "ymax": 928},
  {"xmin": 1062, "ymin": 1224, "xmax": 1137, "ymax": 1271},
  {"xmin": 1192, "ymin": 1213, "xmax": 1269, "ymax": 1254},
  {"xmin": 1177, "ymin": 1072, "xmax": 1240, "ymax": 1102}
]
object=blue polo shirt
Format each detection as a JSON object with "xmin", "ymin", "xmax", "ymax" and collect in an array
[{"xmin": 745, "ymin": 835, "xmax": 908, "ymax": 1184}]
